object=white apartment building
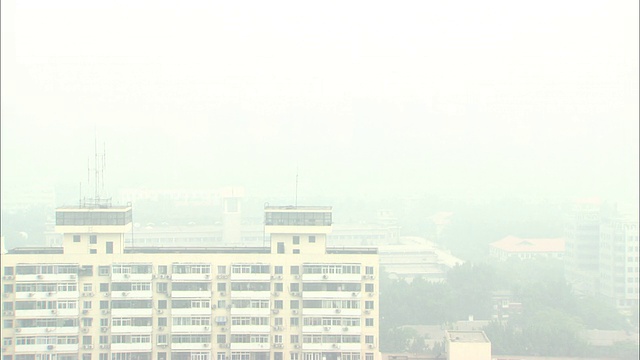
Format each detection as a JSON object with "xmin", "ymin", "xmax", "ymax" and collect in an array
[{"xmin": 1, "ymin": 204, "xmax": 380, "ymax": 360}]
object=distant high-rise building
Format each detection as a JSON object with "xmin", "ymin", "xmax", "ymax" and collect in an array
[
  {"xmin": 1, "ymin": 201, "xmax": 381, "ymax": 360},
  {"xmin": 564, "ymin": 198, "xmax": 607, "ymax": 296},
  {"xmin": 599, "ymin": 212, "xmax": 639, "ymax": 311}
]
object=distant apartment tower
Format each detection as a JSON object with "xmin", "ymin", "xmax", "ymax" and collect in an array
[
  {"xmin": 564, "ymin": 199, "xmax": 606, "ymax": 296},
  {"xmin": 1, "ymin": 202, "xmax": 380, "ymax": 360},
  {"xmin": 599, "ymin": 213, "xmax": 639, "ymax": 311}
]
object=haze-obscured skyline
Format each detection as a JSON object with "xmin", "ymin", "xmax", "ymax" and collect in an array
[{"xmin": 2, "ymin": 0, "xmax": 638, "ymax": 204}]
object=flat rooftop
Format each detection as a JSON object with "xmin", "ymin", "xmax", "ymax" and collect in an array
[
  {"xmin": 446, "ymin": 331, "xmax": 490, "ymax": 343},
  {"xmin": 265, "ymin": 206, "xmax": 332, "ymax": 211},
  {"xmin": 7, "ymin": 246, "xmax": 376, "ymax": 255}
]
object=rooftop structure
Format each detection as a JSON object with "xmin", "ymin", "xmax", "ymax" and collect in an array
[{"xmin": 489, "ymin": 236, "xmax": 565, "ymax": 261}]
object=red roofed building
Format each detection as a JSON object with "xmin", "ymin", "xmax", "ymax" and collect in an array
[{"xmin": 489, "ymin": 235, "xmax": 565, "ymax": 260}]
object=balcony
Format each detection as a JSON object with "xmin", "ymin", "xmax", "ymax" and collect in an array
[
  {"xmin": 171, "ymin": 325, "xmax": 212, "ymax": 333},
  {"xmin": 15, "ymin": 291, "xmax": 80, "ymax": 300},
  {"xmin": 15, "ymin": 344, "xmax": 79, "ymax": 353},
  {"xmin": 229, "ymin": 342, "xmax": 271, "ymax": 350},
  {"xmin": 110, "ymin": 308, "xmax": 153, "ymax": 317},
  {"xmin": 230, "ymin": 273, "xmax": 271, "ymax": 281},
  {"xmin": 230, "ymin": 291, "xmax": 270, "ymax": 299},
  {"xmin": 171, "ymin": 307, "xmax": 211, "ymax": 316},
  {"xmin": 171, "ymin": 273, "xmax": 213, "ymax": 282},
  {"xmin": 229, "ymin": 308, "xmax": 270, "ymax": 316},
  {"xmin": 171, "ymin": 342, "xmax": 212, "ymax": 351},
  {"xmin": 302, "ymin": 308, "xmax": 360, "ymax": 316},
  {"xmin": 111, "ymin": 273, "xmax": 153, "ymax": 282},
  {"xmin": 302, "ymin": 291, "xmax": 361, "ymax": 299},
  {"xmin": 110, "ymin": 342, "xmax": 153, "ymax": 351},
  {"xmin": 302, "ymin": 343, "xmax": 361, "ymax": 351},
  {"xmin": 16, "ymin": 308, "xmax": 78, "ymax": 317},
  {"xmin": 111, "ymin": 291, "xmax": 153, "ymax": 299},
  {"xmin": 110, "ymin": 325, "xmax": 153, "ymax": 334},
  {"xmin": 302, "ymin": 326, "xmax": 361, "ymax": 334},
  {"xmin": 302, "ymin": 274, "xmax": 362, "ymax": 282},
  {"xmin": 171, "ymin": 290, "xmax": 212, "ymax": 299},
  {"xmin": 15, "ymin": 326, "xmax": 76, "ymax": 335},
  {"xmin": 15, "ymin": 273, "xmax": 78, "ymax": 282},
  {"xmin": 229, "ymin": 325, "xmax": 270, "ymax": 333}
]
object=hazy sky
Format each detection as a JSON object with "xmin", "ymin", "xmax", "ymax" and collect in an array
[{"xmin": 1, "ymin": 0, "xmax": 638, "ymax": 204}]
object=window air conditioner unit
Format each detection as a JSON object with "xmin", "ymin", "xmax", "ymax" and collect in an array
[
  {"xmin": 323, "ymin": 326, "xmax": 330, "ymax": 331},
  {"xmin": 351, "ymin": 292, "xmax": 357, "ymax": 297},
  {"xmin": 368, "ymin": 344, "xmax": 375, "ymax": 349},
  {"xmin": 365, "ymin": 310, "xmax": 370, "ymax": 314},
  {"xmin": 101, "ymin": 327, "xmax": 108, "ymax": 332},
  {"xmin": 104, "ymin": 292, "xmax": 110, "ymax": 297},
  {"xmin": 47, "ymin": 345, "xmax": 55, "ymax": 350},
  {"xmin": 322, "ymin": 275, "xmax": 328, "ymax": 279},
  {"xmin": 335, "ymin": 309, "xmax": 341, "ymax": 314},
  {"xmin": 292, "ymin": 310, "xmax": 298, "ymax": 314},
  {"xmin": 343, "ymin": 327, "xmax": 349, "ymax": 331}
]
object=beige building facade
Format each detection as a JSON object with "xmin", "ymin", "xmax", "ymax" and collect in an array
[{"xmin": 1, "ymin": 205, "xmax": 380, "ymax": 360}]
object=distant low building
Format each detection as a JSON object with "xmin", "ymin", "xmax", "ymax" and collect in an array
[
  {"xmin": 489, "ymin": 236, "xmax": 565, "ymax": 261},
  {"xmin": 445, "ymin": 331, "xmax": 491, "ymax": 360}
]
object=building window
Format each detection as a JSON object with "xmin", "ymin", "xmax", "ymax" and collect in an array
[
  {"xmin": 216, "ymin": 334, "xmax": 226, "ymax": 344},
  {"xmin": 3, "ymin": 285, "xmax": 13, "ymax": 293},
  {"xmin": 365, "ymin": 284, "xmax": 374, "ymax": 292},
  {"xmin": 290, "ymin": 266, "xmax": 299, "ymax": 275},
  {"xmin": 100, "ymin": 301, "xmax": 109, "ymax": 309},
  {"xmin": 217, "ymin": 353, "xmax": 226, "ymax": 360},
  {"xmin": 366, "ymin": 318, "xmax": 374, "ymax": 326},
  {"xmin": 100, "ymin": 283, "xmax": 109, "ymax": 292},
  {"xmin": 274, "ymin": 266, "xmax": 283, "ymax": 274},
  {"xmin": 308, "ymin": 236, "xmax": 316, "ymax": 243},
  {"xmin": 274, "ymin": 334, "xmax": 283, "ymax": 344},
  {"xmin": 290, "ymin": 354, "xmax": 299, "ymax": 360},
  {"xmin": 217, "ymin": 283, "xmax": 226, "ymax": 291},
  {"xmin": 4, "ymin": 267, "xmax": 14, "ymax": 275},
  {"xmin": 290, "ymin": 300, "xmax": 299, "ymax": 309},
  {"xmin": 98, "ymin": 266, "xmax": 109, "ymax": 276},
  {"xmin": 90, "ymin": 235, "xmax": 97, "ymax": 244},
  {"xmin": 83, "ymin": 355, "xmax": 91, "ymax": 360},
  {"xmin": 366, "ymin": 266, "xmax": 374, "ymax": 275},
  {"xmin": 100, "ymin": 354, "xmax": 109, "ymax": 360},
  {"xmin": 90, "ymin": 249, "xmax": 97, "ymax": 254},
  {"xmin": 84, "ymin": 283, "xmax": 93, "ymax": 292},
  {"xmin": 100, "ymin": 318, "xmax": 109, "ymax": 326},
  {"xmin": 290, "ymin": 335, "xmax": 299, "ymax": 344},
  {"xmin": 3, "ymin": 303, "xmax": 12, "ymax": 311},
  {"xmin": 274, "ymin": 318, "xmax": 283, "ymax": 326},
  {"xmin": 73, "ymin": 235, "xmax": 81, "ymax": 243},
  {"xmin": 293, "ymin": 249, "xmax": 300, "ymax": 254},
  {"xmin": 290, "ymin": 317, "xmax": 299, "ymax": 327},
  {"xmin": 366, "ymin": 354, "xmax": 374, "ymax": 360},
  {"xmin": 277, "ymin": 242, "xmax": 285, "ymax": 254},
  {"xmin": 158, "ymin": 266, "xmax": 167, "ymax": 275},
  {"xmin": 3, "ymin": 338, "xmax": 12, "ymax": 346},
  {"xmin": 293, "ymin": 236, "xmax": 300, "ymax": 245},
  {"xmin": 157, "ymin": 335, "xmax": 167, "ymax": 344},
  {"xmin": 275, "ymin": 283, "xmax": 283, "ymax": 292},
  {"xmin": 83, "ymin": 336, "xmax": 92, "ymax": 345},
  {"xmin": 158, "ymin": 300, "xmax": 167, "ymax": 309},
  {"xmin": 157, "ymin": 283, "xmax": 168, "ymax": 293},
  {"xmin": 83, "ymin": 301, "xmax": 92, "ymax": 309},
  {"xmin": 365, "ymin": 335, "xmax": 374, "ymax": 344},
  {"xmin": 217, "ymin": 300, "xmax": 226, "ymax": 309},
  {"xmin": 83, "ymin": 318, "xmax": 93, "ymax": 327},
  {"xmin": 99, "ymin": 336, "xmax": 108, "ymax": 344},
  {"xmin": 365, "ymin": 301, "xmax": 374, "ymax": 310},
  {"xmin": 3, "ymin": 320, "xmax": 12, "ymax": 328},
  {"xmin": 158, "ymin": 317, "xmax": 167, "ymax": 326},
  {"xmin": 290, "ymin": 283, "xmax": 299, "ymax": 292},
  {"xmin": 105, "ymin": 242, "xmax": 113, "ymax": 254},
  {"xmin": 217, "ymin": 266, "xmax": 226, "ymax": 275},
  {"xmin": 274, "ymin": 300, "xmax": 283, "ymax": 309}
]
